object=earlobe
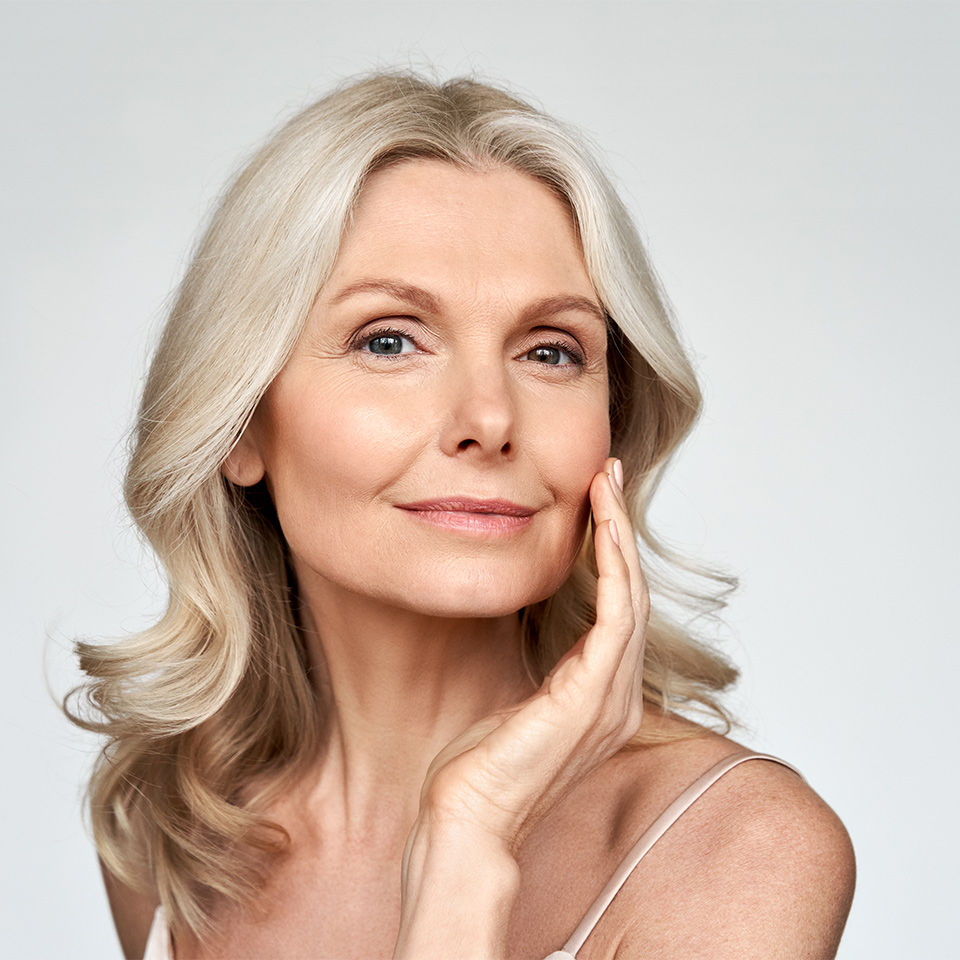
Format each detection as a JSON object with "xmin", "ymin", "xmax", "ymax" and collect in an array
[{"xmin": 221, "ymin": 431, "xmax": 266, "ymax": 487}]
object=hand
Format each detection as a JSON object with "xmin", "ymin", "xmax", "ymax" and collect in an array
[
  {"xmin": 393, "ymin": 458, "xmax": 649, "ymax": 957},
  {"xmin": 412, "ymin": 456, "xmax": 650, "ymax": 852}
]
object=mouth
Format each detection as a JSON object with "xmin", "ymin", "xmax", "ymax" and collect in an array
[{"xmin": 395, "ymin": 498, "xmax": 537, "ymax": 535}]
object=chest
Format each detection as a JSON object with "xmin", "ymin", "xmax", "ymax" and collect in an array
[
  {"xmin": 174, "ymin": 748, "xmax": 714, "ymax": 959},
  {"xmin": 175, "ymin": 840, "xmax": 402, "ymax": 958},
  {"xmin": 175, "ymin": 828, "xmax": 630, "ymax": 960}
]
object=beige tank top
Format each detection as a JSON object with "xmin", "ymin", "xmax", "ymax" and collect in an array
[{"xmin": 142, "ymin": 751, "xmax": 800, "ymax": 960}]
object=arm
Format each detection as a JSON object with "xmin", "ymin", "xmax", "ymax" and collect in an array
[
  {"xmin": 394, "ymin": 820, "xmax": 521, "ymax": 959},
  {"xmin": 394, "ymin": 459, "xmax": 648, "ymax": 958}
]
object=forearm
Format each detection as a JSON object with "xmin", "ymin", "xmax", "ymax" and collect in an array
[{"xmin": 394, "ymin": 818, "xmax": 521, "ymax": 960}]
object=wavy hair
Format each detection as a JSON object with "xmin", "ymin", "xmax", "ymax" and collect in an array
[{"xmin": 68, "ymin": 72, "xmax": 738, "ymax": 937}]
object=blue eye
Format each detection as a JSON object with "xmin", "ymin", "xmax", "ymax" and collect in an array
[
  {"xmin": 362, "ymin": 331, "xmax": 417, "ymax": 355},
  {"xmin": 526, "ymin": 343, "xmax": 584, "ymax": 366}
]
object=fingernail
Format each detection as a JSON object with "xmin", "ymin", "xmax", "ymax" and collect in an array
[
  {"xmin": 608, "ymin": 471, "xmax": 620, "ymax": 501},
  {"xmin": 609, "ymin": 519, "xmax": 620, "ymax": 546},
  {"xmin": 613, "ymin": 458, "xmax": 624, "ymax": 492}
]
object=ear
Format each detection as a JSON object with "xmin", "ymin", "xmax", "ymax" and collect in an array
[{"xmin": 221, "ymin": 428, "xmax": 266, "ymax": 487}]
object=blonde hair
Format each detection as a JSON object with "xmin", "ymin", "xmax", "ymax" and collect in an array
[{"xmin": 68, "ymin": 72, "xmax": 737, "ymax": 936}]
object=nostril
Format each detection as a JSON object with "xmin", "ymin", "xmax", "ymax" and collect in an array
[{"xmin": 455, "ymin": 438, "xmax": 512, "ymax": 455}]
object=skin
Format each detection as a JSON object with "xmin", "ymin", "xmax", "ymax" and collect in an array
[{"xmin": 105, "ymin": 161, "xmax": 855, "ymax": 959}]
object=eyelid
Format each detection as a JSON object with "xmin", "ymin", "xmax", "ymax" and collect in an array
[
  {"xmin": 348, "ymin": 321, "xmax": 423, "ymax": 354},
  {"xmin": 347, "ymin": 321, "xmax": 589, "ymax": 365},
  {"xmin": 520, "ymin": 330, "xmax": 587, "ymax": 367},
  {"xmin": 528, "ymin": 343, "xmax": 585, "ymax": 366}
]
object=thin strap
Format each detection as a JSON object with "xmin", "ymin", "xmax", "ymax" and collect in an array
[
  {"xmin": 558, "ymin": 751, "xmax": 803, "ymax": 958},
  {"xmin": 143, "ymin": 905, "xmax": 173, "ymax": 960}
]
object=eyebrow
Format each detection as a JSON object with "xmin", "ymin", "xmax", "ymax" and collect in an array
[
  {"xmin": 519, "ymin": 295, "xmax": 607, "ymax": 327},
  {"xmin": 327, "ymin": 279, "xmax": 441, "ymax": 314},
  {"xmin": 327, "ymin": 279, "xmax": 606, "ymax": 326}
]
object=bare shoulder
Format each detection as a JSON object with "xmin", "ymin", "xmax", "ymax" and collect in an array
[
  {"xmin": 608, "ymin": 727, "xmax": 856, "ymax": 959},
  {"xmin": 100, "ymin": 859, "xmax": 159, "ymax": 960}
]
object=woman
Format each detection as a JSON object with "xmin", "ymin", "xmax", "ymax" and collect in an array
[{"xmin": 71, "ymin": 73, "xmax": 855, "ymax": 959}]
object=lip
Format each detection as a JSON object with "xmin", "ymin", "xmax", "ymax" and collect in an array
[{"xmin": 396, "ymin": 498, "xmax": 536, "ymax": 535}]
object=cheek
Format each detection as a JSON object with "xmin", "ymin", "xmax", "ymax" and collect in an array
[
  {"xmin": 543, "ymin": 400, "xmax": 611, "ymax": 501},
  {"xmin": 529, "ymin": 400, "xmax": 610, "ymax": 567},
  {"xmin": 259, "ymin": 379, "xmax": 411, "ymax": 541}
]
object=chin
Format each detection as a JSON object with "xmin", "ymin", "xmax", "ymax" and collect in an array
[{"xmin": 390, "ymin": 565, "xmax": 571, "ymax": 620}]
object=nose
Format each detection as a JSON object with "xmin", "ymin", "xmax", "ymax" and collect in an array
[{"xmin": 438, "ymin": 360, "xmax": 516, "ymax": 460}]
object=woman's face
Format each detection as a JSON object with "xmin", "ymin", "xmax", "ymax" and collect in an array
[{"xmin": 227, "ymin": 160, "xmax": 610, "ymax": 619}]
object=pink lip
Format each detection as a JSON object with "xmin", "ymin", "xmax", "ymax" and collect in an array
[{"xmin": 396, "ymin": 498, "xmax": 536, "ymax": 535}]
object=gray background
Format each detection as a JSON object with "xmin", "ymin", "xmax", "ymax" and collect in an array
[{"xmin": 2, "ymin": 2, "xmax": 957, "ymax": 957}]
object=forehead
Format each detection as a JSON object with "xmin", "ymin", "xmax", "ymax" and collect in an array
[
  {"xmin": 351, "ymin": 158, "xmax": 578, "ymax": 228},
  {"xmin": 325, "ymin": 160, "xmax": 595, "ymax": 302}
]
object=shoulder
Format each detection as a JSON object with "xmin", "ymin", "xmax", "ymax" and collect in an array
[
  {"xmin": 101, "ymin": 860, "xmax": 160, "ymax": 960},
  {"xmin": 607, "ymin": 727, "xmax": 856, "ymax": 959}
]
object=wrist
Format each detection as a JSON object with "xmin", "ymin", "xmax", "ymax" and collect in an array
[{"xmin": 395, "ymin": 818, "xmax": 521, "ymax": 959}]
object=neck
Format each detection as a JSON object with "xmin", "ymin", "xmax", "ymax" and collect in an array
[{"xmin": 296, "ymin": 576, "xmax": 536, "ymax": 839}]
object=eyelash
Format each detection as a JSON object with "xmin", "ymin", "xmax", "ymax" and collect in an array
[
  {"xmin": 525, "ymin": 340, "xmax": 586, "ymax": 367},
  {"xmin": 350, "ymin": 325, "xmax": 586, "ymax": 367},
  {"xmin": 351, "ymin": 326, "xmax": 419, "ymax": 356}
]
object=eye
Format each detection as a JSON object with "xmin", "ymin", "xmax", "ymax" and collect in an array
[
  {"xmin": 524, "ymin": 342, "xmax": 585, "ymax": 367},
  {"xmin": 357, "ymin": 328, "xmax": 419, "ymax": 356}
]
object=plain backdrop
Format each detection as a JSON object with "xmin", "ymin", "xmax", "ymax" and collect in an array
[{"xmin": 2, "ymin": 2, "xmax": 957, "ymax": 958}]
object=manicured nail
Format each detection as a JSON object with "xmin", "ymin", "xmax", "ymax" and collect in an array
[
  {"xmin": 613, "ymin": 458, "xmax": 624, "ymax": 492},
  {"xmin": 608, "ymin": 471, "xmax": 621, "ymax": 501},
  {"xmin": 609, "ymin": 519, "xmax": 620, "ymax": 546}
]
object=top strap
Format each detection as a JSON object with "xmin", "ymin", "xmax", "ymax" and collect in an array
[
  {"xmin": 142, "ymin": 905, "xmax": 172, "ymax": 960},
  {"xmin": 555, "ymin": 751, "xmax": 803, "ymax": 959}
]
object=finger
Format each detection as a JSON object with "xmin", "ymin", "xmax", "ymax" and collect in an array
[
  {"xmin": 599, "ymin": 458, "xmax": 650, "ymax": 622},
  {"xmin": 586, "ymin": 462, "xmax": 649, "ymax": 687},
  {"xmin": 552, "ymin": 464, "xmax": 645, "ymax": 693},
  {"xmin": 587, "ymin": 462, "xmax": 648, "ymax": 625},
  {"xmin": 580, "ymin": 509, "xmax": 634, "ymax": 679}
]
